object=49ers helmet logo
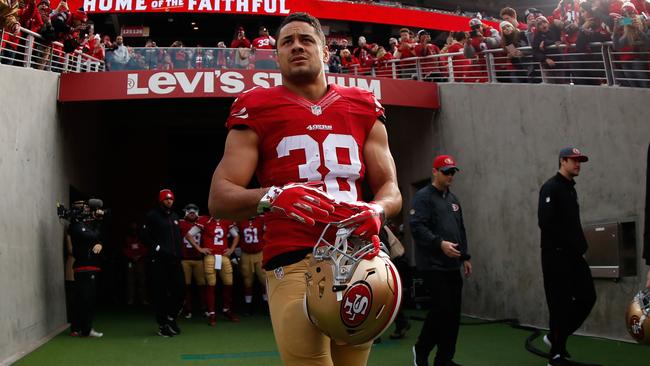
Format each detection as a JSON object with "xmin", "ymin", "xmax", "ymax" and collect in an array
[
  {"xmin": 629, "ymin": 315, "xmax": 645, "ymax": 340},
  {"xmin": 340, "ymin": 282, "xmax": 373, "ymax": 328}
]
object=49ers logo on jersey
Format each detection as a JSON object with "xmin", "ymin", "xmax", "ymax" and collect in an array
[
  {"xmin": 629, "ymin": 315, "xmax": 645, "ymax": 340},
  {"xmin": 340, "ymin": 282, "xmax": 372, "ymax": 328}
]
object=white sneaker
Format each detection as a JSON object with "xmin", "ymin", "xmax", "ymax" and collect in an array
[
  {"xmin": 88, "ymin": 329, "xmax": 103, "ymax": 338},
  {"xmin": 184, "ymin": 312, "xmax": 192, "ymax": 319},
  {"xmin": 543, "ymin": 334, "xmax": 552, "ymax": 348}
]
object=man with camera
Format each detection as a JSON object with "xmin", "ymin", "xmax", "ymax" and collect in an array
[{"xmin": 68, "ymin": 199, "xmax": 105, "ymax": 338}]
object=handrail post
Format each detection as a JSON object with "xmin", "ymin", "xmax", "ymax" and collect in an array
[
  {"xmin": 486, "ymin": 53, "xmax": 496, "ymax": 83},
  {"xmin": 447, "ymin": 56, "xmax": 454, "ymax": 82},
  {"xmin": 602, "ymin": 43, "xmax": 615, "ymax": 86},
  {"xmin": 24, "ymin": 33, "xmax": 35, "ymax": 68},
  {"xmin": 391, "ymin": 62, "xmax": 397, "ymax": 79},
  {"xmin": 415, "ymin": 58, "xmax": 422, "ymax": 81}
]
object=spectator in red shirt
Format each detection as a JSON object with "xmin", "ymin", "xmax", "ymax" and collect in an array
[
  {"xmin": 414, "ymin": 29, "xmax": 441, "ymax": 81},
  {"xmin": 446, "ymin": 31, "xmax": 472, "ymax": 82},
  {"xmin": 252, "ymin": 25, "xmax": 276, "ymax": 70},
  {"xmin": 123, "ymin": 221, "xmax": 148, "ymax": 305},
  {"xmin": 374, "ymin": 45, "xmax": 394, "ymax": 78},
  {"xmin": 340, "ymin": 48, "xmax": 360, "ymax": 74},
  {"xmin": 396, "ymin": 27, "xmax": 416, "ymax": 78},
  {"xmin": 612, "ymin": 1, "xmax": 650, "ymax": 88},
  {"xmin": 230, "ymin": 26, "xmax": 251, "ymax": 48}
]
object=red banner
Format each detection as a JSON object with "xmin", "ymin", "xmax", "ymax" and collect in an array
[
  {"xmin": 58, "ymin": 69, "xmax": 439, "ymax": 109},
  {"xmin": 52, "ymin": 0, "xmax": 496, "ymax": 31}
]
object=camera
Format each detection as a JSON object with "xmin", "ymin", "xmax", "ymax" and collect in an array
[{"xmin": 57, "ymin": 198, "xmax": 109, "ymax": 223}]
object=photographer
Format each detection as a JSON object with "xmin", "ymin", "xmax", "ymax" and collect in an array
[{"xmin": 68, "ymin": 199, "xmax": 105, "ymax": 338}]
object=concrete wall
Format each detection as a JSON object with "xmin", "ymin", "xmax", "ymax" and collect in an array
[
  {"xmin": 397, "ymin": 83, "xmax": 649, "ymax": 341},
  {"xmin": 0, "ymin": 65, "xmax": 68, "ymax": 363}
]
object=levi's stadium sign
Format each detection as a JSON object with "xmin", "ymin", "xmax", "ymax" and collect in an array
[
  {"xmin": 58, "ymin": 69, "xmax": 439, "ymax": 109},
  {"xmin": 51, "ymin": 0, "xmax": 496, "ymax": 31}
]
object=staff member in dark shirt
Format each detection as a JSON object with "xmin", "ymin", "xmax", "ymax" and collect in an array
[
  {"xmin": 410, "ymin": 155, "xmax": 471, "ymax": 366},
  {"xmin": 68, "ymin": 204, "xmax": 104, "ymax": 338},
  {"xmin": 538, "ymin": 147, "xmax": 596, "ymax": 366},
  {"xmin": 142, "ymin": 189, "xmax": 185, "ymax": 337}
]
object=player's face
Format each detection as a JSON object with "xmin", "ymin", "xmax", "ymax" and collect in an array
[{"xmin": 277, "ymin": 21, "xmax": 328, "ymax": 83}]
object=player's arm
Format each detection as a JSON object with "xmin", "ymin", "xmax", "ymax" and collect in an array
[
  {"xmin": 209, "ymin": 128, "xmax": 268, "ymax": 220},
  {"xmin": 363, "ymin": 120, "xmax": 402, "ymax": 219}
]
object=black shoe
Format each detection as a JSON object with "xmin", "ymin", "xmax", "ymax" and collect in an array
[
  {"xmin": 412, "ymin": 346, "xmax": 429, "ymax": 366},
  {"xmin": 166, "ymin": 317, "xmax": 181, "ymax": 335},
  {"xmin": 434, "ymin": 361, "xmax": 462, "ymax": 366},
  {"xmin": 157, "ymin": 325, "xmax": 174, "ymax": 337},
  {"xmin": 548, "ymin": 355, "xmax": 583, "ymax": 366}
]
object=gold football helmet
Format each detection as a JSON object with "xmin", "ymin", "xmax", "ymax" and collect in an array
[
  {"xmin": 303, "ymin": 215, "xmax": 403, "ymax": 345},
  {"xmin": 626, "ymin": 288, "xmax": 650, "ymax": 344}
]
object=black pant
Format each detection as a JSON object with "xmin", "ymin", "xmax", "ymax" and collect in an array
[
  {"xmin": 150, "ymin": 255, "xmax": 185, "ymax": 326},
  {"xmin": 415, "ymin": 270, "xmax": 463, "ymax": 365},
  {"xmin": 542, "ymin": 249, "xmax": 596, "ymax": 356},
  {"xmin": 71, "ymin": 271, "xmax": 98, "ymax": 335}
]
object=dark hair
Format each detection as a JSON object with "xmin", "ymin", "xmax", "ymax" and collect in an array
[
  {"xmin": 500, "ymin": 7, "xmax": 517, "ymax": 19},
  {"xmin": 276, "ymin": 12, "xmax": 326, "ymax": 47},
  {"xmin": 452, "ymin": 31, "xmax": 468, "ymax": 42}
]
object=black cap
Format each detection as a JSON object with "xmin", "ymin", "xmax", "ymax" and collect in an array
[
  {"xmin": 524, "ymin": 8, "xmax": 542, "ymax": 18},
  {"xmin": 417, "ymin": 29, "xmax": 430, "ymax": 38},
  {"xmin": 559, "ymin": 147, "xmax": 589, "ymax": 162}
]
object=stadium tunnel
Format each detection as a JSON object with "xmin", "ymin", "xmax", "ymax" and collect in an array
[{"xmin": 58, "ymin": 97, "xmax": 438, "ymax": 304}]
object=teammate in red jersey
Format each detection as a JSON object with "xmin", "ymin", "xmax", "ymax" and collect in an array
[
  {"xmin": 237, "ymin": 214, "xmax": 267, "ymax": 315},
  {"xmin": 252, "ymin": 25, "xmax": 277, "ymax": 70},
  {"xmin": 188, "ymin": 217, "xmax": 240, "ymax": 325},
  {"xmin": 178, "ymin": 204, "xmax": 209, "ymax": 319},
  {"xmin": 209, "ymin": 12, "xmax": 401, "ymax": 366}
]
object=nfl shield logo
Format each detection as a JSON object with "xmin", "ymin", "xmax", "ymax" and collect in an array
[{"xmin": 311, "ymin": 105, "xmax": 322, "ymax": 116}]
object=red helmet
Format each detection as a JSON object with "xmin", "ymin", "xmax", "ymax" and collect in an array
[{"xmin": 626, "ymin": 288, "xmax": 650, "ymax": 344}]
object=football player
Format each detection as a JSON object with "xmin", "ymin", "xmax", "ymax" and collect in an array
[
  {"xmin": 237, "ymin": 214, "xmax": 267, "ymax": 315},
  {"xmin": 178, "ymin": 204, "xmax": 210, "ymax": 319},
  {"xmin": 188, "ymin": 216, "xmax": 240, "ymax": 325},
  {"xmin": 208, "ymin": 12, "xmax": 401, "ymax": 366}
]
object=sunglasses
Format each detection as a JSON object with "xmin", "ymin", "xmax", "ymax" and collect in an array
[{"xmin": 440, "ymin": 169, "xmax": 457, "ymax": 176}]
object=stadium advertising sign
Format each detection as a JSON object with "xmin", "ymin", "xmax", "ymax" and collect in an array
[
  {"xmin": 58, "ymin": 69, "xmax": 439, "ymax": 109},
  {"xmin": 52, "ymin": 0, "xmax": 497, "ymax": 31}
]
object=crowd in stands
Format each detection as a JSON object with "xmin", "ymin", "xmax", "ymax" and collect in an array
[{"xmin": 1, "ymin": 0, "xmax": 649, "ymax": 87}]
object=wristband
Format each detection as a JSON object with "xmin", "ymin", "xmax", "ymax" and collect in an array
[{"xmin": 257, "ymin": 186, "xmax": 281, "ymax": 214}]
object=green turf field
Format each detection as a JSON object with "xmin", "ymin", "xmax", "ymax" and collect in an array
[{"xmin": 14, "ymin": 307, "xmax": 650, "ymax": 366}]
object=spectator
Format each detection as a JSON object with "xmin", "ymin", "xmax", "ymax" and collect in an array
[
  {"xmin": 524, "ymin": 8, "xmax": 545, "ymax": 44},
  {"xmin": 499, "ymin": 21, "xmax": 530, "ymax": 83},
  {"xmin": 374, "ymin": 45, "xmax": 394, "ymax": 77},
  {"xmin": 612, "ymin": 2, "xmax": 650, "ymax": 88},
  {"xmin": 573, "ymin": 2, "xmax": 611, "ymax": 85},
  {"xmin": 169, "ymin": 40, "xmax": 188, "ymax": 69},
  {"xmin": 123, "ymin": 221, "xmax": 148, "ymax": 306},
  {"xmin": 89, "ymin": 34, "xmax": 104, "ymax": 61},
  {"xmin": 109, "ymin": 35, "xmax": 129, "ymax": 70},
  {"xmin": 532, "ymin": 16, "xmax": 563, "ymax": 83},
  {"xmin": 340, "ymin": 48, "xmax": 360, "ymax": 74},
  {"xmin": 446, "ymin": 31, "xmax": 471, "ymax": 82},
  {"xmin": 327, "ymin": 45, "xmax": 342, "ymax": 73},
  {"xmin": 143, "ymin": 38, "xmax": 158, "ymax": 69},
  {"xmin": 159, "ymin": 52, "xmax": 173, "ymax": 70},
  {"xmin": 0, "ymin": 0, "xmax": 20, "ymax": 66},
  {"xmin": 396, "ymin": 27, "xmax": 416, "ymax": 78},
  {"xmin": 388, "ymin": 37, "xmax": 398, "ymax": 54},
  {"xmin": 141, "ymin": 189, "xmax": 185, "ymax": 337},
  {"xmin": 215, "ymin": 41, "xmax": 231, "ymax": 68},
  {"xmin": 339, "ymin": 37, "xmax": 350, "ymax": 53},
  {"xmin": 252, "ymin": 25, "xmax": 276, "ymax": 69},
  {"xmin": 464, "ymin": 18, "xmax": 500, "ymax": 82},
  {"xmin": 414, "ymin": 29, "xmax": 441, "ymax": 80},
  {"xmin": 500, "ymin": 6, "xmax": 528, "ymax": 31},
  {"xmin": 230, "ymin": 26, "xmax": 251, "ymax": 48}
]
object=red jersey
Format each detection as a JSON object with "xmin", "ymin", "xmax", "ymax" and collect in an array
[
  {"xmin": 226, "ymin": 84, "xmax": 384, "ymax": 265},
  {"xmin": 252, "ymin": 36, "xmax": 276, "ymax": 62},
  {"xmin": 179, "ymin": 219, "xmax": 202, "ymax": 259},
  {"xmin": 194, "ymin": 216, "xmax": 238, "ymax": 255},
  {"xmin": 238, "ymin": 215, "xmax": 265, "ymax": 254}
]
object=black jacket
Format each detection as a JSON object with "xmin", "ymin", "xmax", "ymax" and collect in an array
[
  {"xmin": 409, "ymin": 184, "xmax": 470, "ymax": 271},
  {"xmin": 532, "ymin": 26, "xmax": 562, "ymax": 64},
  {"xmin": 538, "ymin": 172, "xmax": 588, "ymax": 255},
  {"xmin": 68, "ymin": 220, "xmax": 102, "ymax": 270},
  {"xmin": 141, "ymin": 206, "xmax": 183, "ymax": 258}
]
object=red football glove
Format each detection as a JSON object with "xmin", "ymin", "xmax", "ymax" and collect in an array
[
  {"xmin": 263, "ymin": 182, "xmax": 336, "ymax": 226},
  {"xmin": 337, "ymin": 201, "xmax": 384, "ymax": 240}
]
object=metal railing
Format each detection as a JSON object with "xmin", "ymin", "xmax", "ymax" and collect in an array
[
  {"xmin": 1, "ymin": 27, "xmax": 105, "ymax": 73},
  {"xmin": 339, "ymin": 42, "xmax": 649, "ymax": 88}
]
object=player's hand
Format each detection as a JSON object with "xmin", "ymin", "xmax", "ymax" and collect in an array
[
  {"xmin": 92, "ymin": 244, "xmax": 103, "ymax": 254},
  {"xmin": 463, "ymin": 260, "xmax": 473, "ymax": 277},
  {"xmin": 224, "ymin": 248, "xmax": 234, "ymax": 257},
  {"xmin": 337, "ymin": 201, "xmax": 384, "ymax": 239},
  {"xmin": 441, "ymin": 241, "xmax": 461, "ymax": 258},
  {"xmin": 264, "ymin": 182, "xmax": 336, "ymax": 226},
  {"xmin": 200, "ymin": 247, "xmax": 212, "ymax": 255}
]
